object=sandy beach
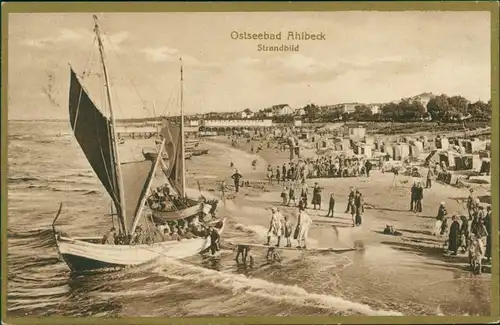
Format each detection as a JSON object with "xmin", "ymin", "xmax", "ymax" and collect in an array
[{"xmin": 182, "ymin": 135, "xmax": 491, "ymax": 315}]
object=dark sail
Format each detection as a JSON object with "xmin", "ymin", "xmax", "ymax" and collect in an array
[
  {"xmin": 121, "ymin": 160, "xmax": 155, "ymax": 231},
  {"xmin": 68, "ymin": 68, "xmax": 122, "ymax": 217},
  {"xmin": 160, "ymin": 120, "xmax": 185, "ymax": 196}
]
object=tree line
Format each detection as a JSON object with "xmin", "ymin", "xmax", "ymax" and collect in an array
[{"xmin": 301, "ymin": 94, "xmax": 491, "ymax": 123}]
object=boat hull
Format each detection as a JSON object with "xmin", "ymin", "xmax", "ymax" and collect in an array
[
  {"xmin": 56, "ymin": 218, "xmax": 225, "ymax": 272},
  {"xmin": 151, "ymin": 202, "xmax": 212, "ymax": 221}
]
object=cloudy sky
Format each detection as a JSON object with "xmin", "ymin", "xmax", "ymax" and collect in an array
[{"xmin": 8, "ymin": 11, "xmax": 491, "ymax": 120}]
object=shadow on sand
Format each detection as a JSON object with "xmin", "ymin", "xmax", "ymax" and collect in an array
[
  {"xmin": 397, "ymin": 228, "xmax": 433, "ymax": 236},
  {"xmin": 366, "ymin": 207, "xmax": 409, "ymax": 213}
]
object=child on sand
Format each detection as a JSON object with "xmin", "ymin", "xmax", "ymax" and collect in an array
[
  {"xmin": 281, "ymin": 185, "xmax": 288, "ymax": 205},
  {"xmin": 283, "ymin": 216, "xmax": 293, "ymax": 247}
]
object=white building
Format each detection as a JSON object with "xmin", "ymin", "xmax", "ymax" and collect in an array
[
  {"xmin": 341, "ymin": 103, "xmax": 358, "ymax": 114},
  {"xmin": 188, "ymin": 119, "xmax": 200, "ymax": 127},
  {"xmin": 203, "ymin": 119, "xmax": 273, "ymax": 128},
  {"xmin": 368, "ymin": 104, "xmax": 381, "ymax": 115}
]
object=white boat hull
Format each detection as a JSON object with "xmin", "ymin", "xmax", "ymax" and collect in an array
[{"xmin": 56, "ymin": 218, "xmax": 225, "ymax": 272}]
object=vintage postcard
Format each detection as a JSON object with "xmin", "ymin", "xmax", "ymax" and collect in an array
[{"xmin": 1, "ymin": 2, "xmax": 498, "ymax": 324}]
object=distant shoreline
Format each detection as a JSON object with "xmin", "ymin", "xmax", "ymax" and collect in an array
[{"xmin": 7, "ymin": 118, "xmax": 161, "ymax": 123}]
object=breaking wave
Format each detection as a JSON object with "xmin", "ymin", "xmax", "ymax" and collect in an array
[{"xmin": 150, "ymin": 258, "xmax": 403, "ymax": 316}]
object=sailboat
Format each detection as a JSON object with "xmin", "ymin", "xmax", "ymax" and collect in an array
[
  {"xmin": 52, "ymin": 15, "xmax": 225, "ymax": 273},
  {"xmin": 143, "ymin": 102, "xmax": 193, "ymax": 161},
  {"xmin": 144, "ymin": 57, "xmax": 214, "ymax": 222}
]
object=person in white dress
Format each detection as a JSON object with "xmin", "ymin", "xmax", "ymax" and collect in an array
[
  {"xmin": 265, "ymin": 207, "xmax": 283, "ymax": 247},
  {"xmin": 295, "ymin": 206, "xmax": 312, "ymax": 249}
]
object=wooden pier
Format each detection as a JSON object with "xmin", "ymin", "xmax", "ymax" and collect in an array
[{"xmin": 116, "ymin": 126, "xmax": 200, "ymax": 139}]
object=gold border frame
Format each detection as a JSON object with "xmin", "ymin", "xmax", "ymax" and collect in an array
[{"xmin": 1, "ymin": 2, "xmax": 498, "ymax": 324}]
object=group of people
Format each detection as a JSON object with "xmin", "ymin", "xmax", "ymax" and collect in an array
[
  {"xmin": 409, "ymin": 181, "xmax": 425, "ymax": 213},
  {"xmin": 147, "ymin": 185, "xmax": 192, "ymax": 212},
  {"xmin": 101, "ymin": 215, "xmax": 223, "ymax": 254},
  {"xmin": 280, "ymin": 182, "xmax": 324, "ymax": 210},
  {"xmin": 266, "ymin": 161, "xmax": 309, "ymax": 185},
  {"xmin": 434, "ymin": 193, "xmax": 492, "ymax": 273},
  {"xmin": 264, "ymin": 155, "xmax": 375, "ymax": 187},
  {"xmin": 307, "ymin": 155, "xmax": 374, "ymax": 179},
  {"xmin": 266, "ymin": 206, "xmax": 312, "ymax": 249},
  {"xmin": 345, "ymin": 187, "xmax": 365, "ymax": 227}
]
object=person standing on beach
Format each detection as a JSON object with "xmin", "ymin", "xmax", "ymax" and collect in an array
[
  {"xmin": 288, "ymin": 183, "xmax": 297, "ymax": 206},
  {"xmin": 410, "ymin": 182, "xmax": 417, "ymax": 212},
  {"xmin": 219, "ymin": 180, "xmax": 227, "ymax": 204},
  {"xmin": 466, "ymin": 189, "xmax": 477, "ymax": 220},
  {"xmin": 265, "ymin": 207, "xmax": 283, "ymax": 247},
  {"xmin": 426, "ymin": 167, "xmax": 434, "ymax": 188},
  {"xmin": 364, "ymin": 160, "xmax": 373, "ymax": 177},
  {"xmin": 345, "ymin": 187, "xmax": 356, "ymax": 213},
  {"xmin": 300, "ymin": 183, "xmax": 309, "ymax": 209},
  {"xmin": 266, "ymin": 165, "xmax": 274, "ymax": 185},
  {"xmin": 471, "ymin": 202, "xmax": 484, "ymax": 234},
  {"xmin": 282, "ymin": 215, "xmax": 293, "ymax": 247},
  {"xmin": 290, "ymin": 163, "xmax": 296, "ymax": 181},
  {"xmin": 326, "ymin": 193, "xmax": 335, "ymax": 217},
  {"xmin": 484, "ymin": 205, "xmax": 492, "ymax": 262},
  {"xmin": 448, "ymin": 215, "xmax": 460, "ymax": 255},
  {"xmin": 276, "ymin": 166, "xmax": 281, "ymax": 184},
  {"xmin": 459, "ymin": 215, "xmax": 470, "ymax": 253},
  {"xmin": 312, "ymin": 182, "xmax": 322, "ymax": 210},
  {"xmin": 415, "ymin": 182, "xmax": 423, "ymax": 213},
  {"xmin": 231, "ymin": 169, "xmax": 243, "ymax": 193},
  {"xmin": 301, "ymin": 165, "xmax": 308, "ymax": 184},
  {"xmin": 433, "ymin": 202, "xmax": 447, "ymax": 235},
  {"xmin": 282, "ymin": 164, "xmax": 287, "ymax": 183},
  {"xmin": 295, "ymin": 206, "xmax": 312, "ymax": 249},
  {"xmin": 354, "ymin": 190, "xmax": 364, "ymax": 226},
  {"xmin": 281, "ymin": 184, "xmax": 288, "ymax": 205}
]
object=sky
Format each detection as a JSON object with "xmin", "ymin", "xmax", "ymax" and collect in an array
[{"xmin": 7, "ymin": 11, "xmax": 491, "ymax": 120}]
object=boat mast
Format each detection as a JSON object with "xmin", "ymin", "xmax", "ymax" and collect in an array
[
  {"xmin": 93, "ymin": 15, "xmax": 128, "ymax": 235},
  {"xmin": 152, "ymin": 100, "xmax": 160, "ymax": 138},
  {"xmin": 179, "ymin": 58, "xmax": 186, "ymax": 198}
]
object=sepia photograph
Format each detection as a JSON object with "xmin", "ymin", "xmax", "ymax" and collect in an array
[{"xmin": 4, "ymin": 6, "xmax": 497, "ymax": 321}]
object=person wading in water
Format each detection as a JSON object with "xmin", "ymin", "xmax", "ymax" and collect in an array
[
  {"xmin": 208, "ymin": 223, "xmax": 222, "ymax": 255},
  {"xmin": 231, "ymin": 169, "xmax": 243, "ymax": 193},
  {"xmin": 294, "ymin": 206, "xmax": 312, "ymax": 249},
  {"xmin": 265, "ymin": 207, "xmax": 283, "ymax": 247}
]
